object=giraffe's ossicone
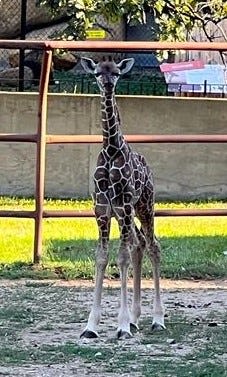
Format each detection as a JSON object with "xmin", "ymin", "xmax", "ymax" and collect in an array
[{"xmin": 80, "ymin": 56, "xmax": 165, "ymax": 339}]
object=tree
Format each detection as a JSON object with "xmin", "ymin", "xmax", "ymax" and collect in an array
[
  {"xmin": 151, "ymin": 0, "xmax": 227, "ymax": 63},
  {"xmin": 38, "ymin": 0, "xmax": 227, "ymax": 61},
  {"xmin": 37, "ymin": 0, "xmax": 147, "ymax": 40},
  {"xmin": 150, "ymin": 1, "xmax": 227, "ymax": 42}
]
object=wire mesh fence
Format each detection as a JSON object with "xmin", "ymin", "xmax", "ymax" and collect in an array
[
  {"xmin": 0, "ymin": 1, "xmax": 227, "ymax": 97},
  {"xmin": 0, "ymin": 1, "xmax": 21, "ymax": 68}
]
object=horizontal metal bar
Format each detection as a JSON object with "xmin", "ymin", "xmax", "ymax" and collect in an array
[
  {"xmin": 2, "ymin": 134, "xmax": 227, "ymax": 144},
  {"xmin": 46, "ymin": 135, "xmax": 101, "ymax": 144},
  {"xmin": 0, "ymin": 134, "xmax": 37, "ymax": 142},
  {"xmin": 0, "ymin": 40, "xmax": 47, "ymax": 49},
  {"xmin": 46, "ymin": 134, "xmax": 227, "ymax": 144},
  {"xmin": 42, "ymin": 209, "xmax": 227, "ymax": 218},
  {"xmin": 156, "ymin": 209, "xmax": 227, "ymax": 217},
  {"xmin": 0, "ymin": 134, "xmax": 227, "ymax": 144},
  {"xmin": 0, "ymin": 40, "xmax": 227, "ymax": 51},
  {"xmin": 0, "ymin": 211, "xmax": 35, "ymax": 218},
  {"xmin": 43, "ymin": 210, "xmax": 93, "ymax": 218},
  {"xmin": 0, "ymin": 209, "xmax": 226, "ymax": 219},
  {"xmin": 47, "ymin": 41, "xmax": 227, "ymax": 52}
]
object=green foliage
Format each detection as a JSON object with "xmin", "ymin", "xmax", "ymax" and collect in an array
[
  {"xmin": 37, "ymin": 0, "xmax": 146, "ymax": 40},
  {"xmin": 37, "ymin": 0, "xmax": 227, "ymax": 43},
  {"xmin": 150, "ymin": 0, "xmax": 227, "ymax": 43}
]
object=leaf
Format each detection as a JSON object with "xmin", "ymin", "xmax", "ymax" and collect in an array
[{"xmin": 38, "ymin": 0, "xmax": 227, "ymax": 42}]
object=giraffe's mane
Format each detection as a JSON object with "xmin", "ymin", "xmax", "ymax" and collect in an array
[{"xmin": 101, "ymin": 56, "xmax": 114, "ymax": 62}]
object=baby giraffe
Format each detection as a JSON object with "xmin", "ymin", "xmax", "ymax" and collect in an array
[{"xmin": 80, "ymin": 56, "xmax": 165, "ymax": 339}]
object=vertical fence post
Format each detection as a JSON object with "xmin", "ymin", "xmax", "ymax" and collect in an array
[
  {"xmin": 33, "ymin": 49, "xmax": 53, "ymax": 264},
  {"xmin": 19, "ymin": 0, "xmax": 27, "ymax": 92},
  {"xmin": 204, "ymin": 80, "xmax": 207, "ymax": 97}
]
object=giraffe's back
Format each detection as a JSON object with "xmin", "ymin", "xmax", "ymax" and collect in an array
[
  {"xmin": 131, "ymin": 151, "xmax": 154, "ymax": 204},
  {"xmin": 106, "ymin": 149, "xmax": 154, "ymax": 207}
]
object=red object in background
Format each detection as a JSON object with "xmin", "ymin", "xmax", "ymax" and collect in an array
[{"xmin": 160, "ymin": 60, "xmax": 204, "ymax": 72}]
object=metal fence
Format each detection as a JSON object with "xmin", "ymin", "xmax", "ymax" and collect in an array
[
  {"xmin": 0, "ymin": 0, "xmax": 70, "ymax": 91},
  {"xmin": 0, "ymin": 0, "xmax": 154, "ymax": 77},
  {"xmin": 1, "ymin": 2, "xmax": 227, "ymax": 97},
  {"xmin": 0, "ymin": 0, "xmax": 160, "ymax": 95},
  {"xmin": 0, "ymin": 40, "xmax": 227, "ymax": 264}
]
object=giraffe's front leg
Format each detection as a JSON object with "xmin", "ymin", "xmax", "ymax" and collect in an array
[
  {"xmin": 115, "ymin": 214, "xmax": 139, "ymax": 339},
  {"xmin": 145, "ymin": 231, "xmax": 165, "ymax": 330},
  {"xmin": 117, "ymin": 240, "xmax": 132, "ymax": 339},
  {"xmin": 80, "ymin": 211, "xmax": 110, "ymax": 338},
  {"xmin": 150, "ymin": 237, "xmax": 165, "ymax": 330}
]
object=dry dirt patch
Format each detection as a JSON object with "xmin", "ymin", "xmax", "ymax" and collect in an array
[{"xmin": 0, "ymin": 279, "xmax": 226, "ymax": 376}]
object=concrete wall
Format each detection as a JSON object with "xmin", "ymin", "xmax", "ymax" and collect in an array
[{"xmin": 0, "ymin": 92, "xmax": 226, "ymax": 200}]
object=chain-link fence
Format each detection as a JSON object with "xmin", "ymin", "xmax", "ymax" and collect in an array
[
  {"xmin": 0, "ymin": 1, "xmax": 22, "ymax": 71},
  {"xmin": 0, "ymin": 1, "xmax": 162, "ymax": 95},
  {"xmin": 0, "ymin": 0, "xmax": 71, "ymax": 90},
  {"xmin": 0, "ymin": 1, "xmax": 226, "ymax": 97}
]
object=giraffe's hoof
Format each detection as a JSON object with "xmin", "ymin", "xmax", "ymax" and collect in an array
[
  {"xmin": 117, "ymin": 329, "xmax": 133, "ymax": 340},
  {"xmin": 151, "ymin": 322, "xmax": 166, "ymax": 331},
  {"xmin": 130, "ymin": 323, "xmax": 139, "ymax": 333},
  {"xmin": 80, "ymin": 330, "xmax": 99, "ymax": 339}
]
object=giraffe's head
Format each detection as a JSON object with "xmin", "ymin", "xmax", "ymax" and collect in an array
[{"xmin": 81, "ymin": 56, "xmax": 134, "ymax": 94}]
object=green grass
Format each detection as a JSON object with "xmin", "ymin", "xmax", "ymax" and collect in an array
[
  {"xmin": 0, "ymin": 343, "xmax": 113, "ymax": 365},
  {"xmin": 0, "ymin": 196, "xmax": 227, "ymax": 279},
  {"xmin": 142, "ymin": 359, "xmax": 227, "ymax": 377},
  {"xmin": 141, "ymin": 314, "xmax": 227, "ymax": 377},
  {"xmin": 0, "ymin": 283, "xmax": 226, "ymax": 375}
]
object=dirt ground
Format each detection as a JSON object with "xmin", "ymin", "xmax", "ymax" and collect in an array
[{"xmin": 0, "ymin": 279, "xmax": 226, "ymax": 377}]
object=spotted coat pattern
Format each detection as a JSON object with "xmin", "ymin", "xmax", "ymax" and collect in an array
[{"xmin": 80, "ymin": 57, "xmax": 165, "ymax": 339}]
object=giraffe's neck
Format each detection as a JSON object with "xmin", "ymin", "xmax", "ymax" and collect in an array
[{"xmin": 101, "ymin": 92, "xmax": 125, "ymax": 157}]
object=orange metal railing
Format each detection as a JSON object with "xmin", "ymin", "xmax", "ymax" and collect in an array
[{"xmin": 0, "ymin": 40, "xmax": 227, "ymax": 263}]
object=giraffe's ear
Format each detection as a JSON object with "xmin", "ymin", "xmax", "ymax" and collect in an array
[
  {"xmin": 117, "ymin": 58, "xmax": 135, "ymax": 75},
  {"xmin": 80, "ymin": 57, "xmax": 96, "ymax": 74}
]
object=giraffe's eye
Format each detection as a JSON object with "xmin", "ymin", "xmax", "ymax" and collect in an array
[
  {"xmin": 112, "ymin": 72, "xmax": 120, "ymax": 77},
  {"xmin": 95, "ymin": 73, "xmax": 102, "ymax": 77}
]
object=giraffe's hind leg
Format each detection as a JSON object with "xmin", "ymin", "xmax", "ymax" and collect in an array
[
  {"xmin": 137, "ymin": 209, "xmax": 165, "ymax": 331},
  {"xmin": 130, "ymin": 225, "xmax": 146, "ymax": 331}
]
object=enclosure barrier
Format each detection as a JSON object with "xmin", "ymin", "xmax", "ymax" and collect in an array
[{"xmin": 0, "ymin": 40, "xmax": 227, "ymax": 263}]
